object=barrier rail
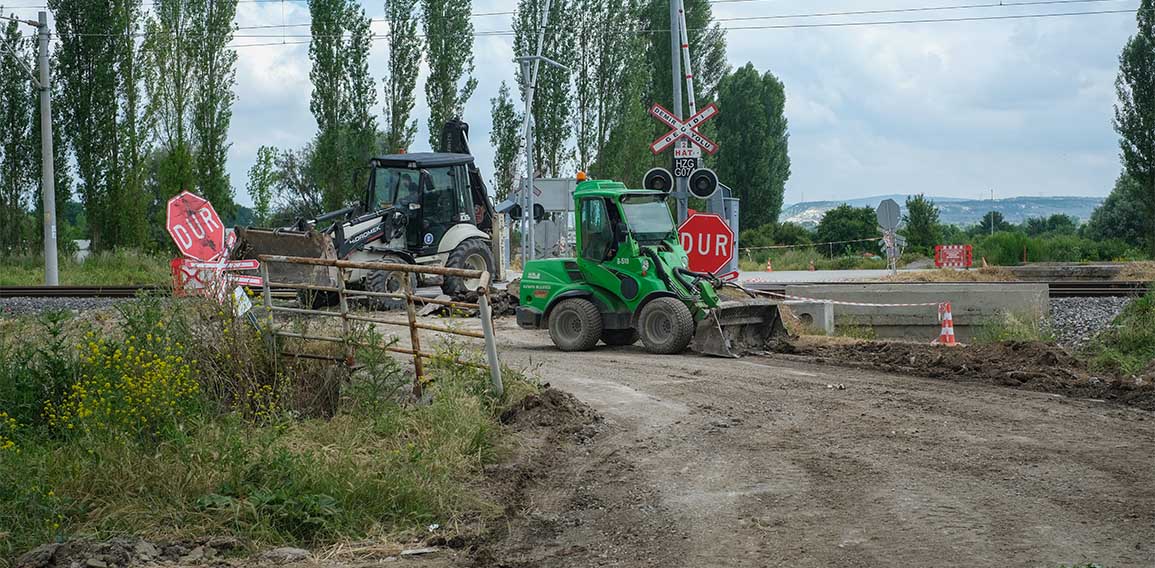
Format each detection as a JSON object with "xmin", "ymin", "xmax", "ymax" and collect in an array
[{"xmin": 257, "ymin": 255, "xmax": 503, "ymax": 397}]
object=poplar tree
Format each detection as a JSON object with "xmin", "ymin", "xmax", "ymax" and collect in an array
[
  {"xmin": 143, "ymin": 0, "xmax": 199, "ymax": 194},
  {"xmin": 382, "ymin": 0, "xmax": 422, "ymax": 153},
  {"xmin": 422, "ymin": 0, "xmax": 476, "ymax": 148},
  {"xmin": 192, "ymin": 0, "xmax": 239, "ymax": 217},
  {"xmin": 572, "ymin": 0, "xmax": 642, "ymax": 171},
  {"xmin": 489, "ymin": 82, "xmax": 521, "ymax": 200},
  {"xmin": 1114, "ymin": 0, "xmax": 1155, "ymax": 256},
  {"xmin": 247, "ymin": 145, "xmax": 277, "ymax": 225},
  {"xmin": 513, "ymin": 0, "xmax": 574, "ymax": 176},
  {"xmin": 342, "ymin": 2, "xmax": 377, "ymax": 197},
  {"xmin": 715, "ymin": 64, "xmax": 789, "ymax": 229},
  {"xmin": 0, "ymin": 17, "xmax": 34, "ymax": 252}
]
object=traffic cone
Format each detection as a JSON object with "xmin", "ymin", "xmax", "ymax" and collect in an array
[
  {"xmin": 934, "ymin": 302, "xmax": 957, "ymax": 346},
  {"xmin": 765, "ymin": 258, "xmax": 773, "ymax": 272},
  {"xmin": 808, "ymin": 259, "xmax": 816, "ymax": 272}
]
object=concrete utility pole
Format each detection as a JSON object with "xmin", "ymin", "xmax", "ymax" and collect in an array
[
  {"xmin": 1, "ymin": 11, "xmax": 57, "ymax": 284},
  {"xmin": 37, "ymin": 11, "xmax": 58, "ymax": 285},
  {"xmin": 669, "ymin": 0, "xmax": 688, "ymax": 223},
  {"xmin": 514, "ymin": 0, "xmax": 567, "ymax": 265}
]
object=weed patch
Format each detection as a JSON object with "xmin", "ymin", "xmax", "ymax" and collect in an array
[
  {"xmin": 976, "ymin": 310, "xmax": 1054, "ymax": 344},
  {"xmin": 1081, "ymin": 292, "xmax": 1155, "ymax": 376}
]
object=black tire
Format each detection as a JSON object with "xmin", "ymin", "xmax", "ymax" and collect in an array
[
  {"xmin": 297, "ymin": 289, "xmax": 338, "ymax": 309},
  {"xmin": 601, "ymin": 328, "xmax": 639, "ymax": 346},
  {"xmin": 637, "ymin": 297, "xmax": 695, "ymax": 355},
  {"xmin": 365, "ymin": 255, "xmax": 417, "ymax": 310},
  {"xmin": 548, "ymin": 298, "xmax": 603, "ymax": 352},
  {"xmin": 442, "ymin": 238, "xmax": 494, "ymax": 297}
]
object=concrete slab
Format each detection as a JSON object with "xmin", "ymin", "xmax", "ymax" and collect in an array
[
  {"xmin": 784, "ymin": 283, "xmax": 1050, "ymax": 342},
  {"xmin": 783, "ymin": 301, "xmax": 834, "ymax": 336}
]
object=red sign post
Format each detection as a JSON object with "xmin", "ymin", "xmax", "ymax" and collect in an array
[
  {"xmin": 677, "ymin": 213, "xmax": 735, "ymax": 275},
  {"xmin": 166, "ymin": 191, "xmax": 226, "ymax": 262}
]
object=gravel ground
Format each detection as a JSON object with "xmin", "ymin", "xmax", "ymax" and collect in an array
[
  {"xmin": 0, "ymin": 297, "xmax": 129, "ymax": 316},
  {"xmin": 1050, "ymin": 296, "xmax": 1132, "ymax": 348}
]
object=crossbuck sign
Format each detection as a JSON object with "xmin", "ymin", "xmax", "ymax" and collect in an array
[{"xmin": 650, "ymin": 103, "xmax": 720, "ymax": 155}]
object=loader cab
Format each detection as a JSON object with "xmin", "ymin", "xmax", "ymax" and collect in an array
[
  {"xmin": 367, "ymin": 153, "xmax": 482, "ymax": 256},
  {"xmin": 576, "ymin": 183, "xmax": 676, "ymax": 265}
]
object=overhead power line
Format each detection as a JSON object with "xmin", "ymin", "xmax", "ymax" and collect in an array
[{"xmin": 714, "ymin": 0, "xmax": 1131, "ymax": 23}]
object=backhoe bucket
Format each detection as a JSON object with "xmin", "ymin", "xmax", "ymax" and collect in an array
[
  {"xmin": 232, "ymin": 227, "xmax": 340, "ymax": 288},
  {"xmin": 691, "ymin": 299, "xmax": 788, "ymax": 358}
]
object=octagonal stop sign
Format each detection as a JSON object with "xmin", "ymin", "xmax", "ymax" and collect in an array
[
  {"xmin": 166, "ymin": 191, "xmax": 226, "ymax": 262},
  {"xmin": 677, "ymin": 213, "xmax": 734, "ymax": 275}
]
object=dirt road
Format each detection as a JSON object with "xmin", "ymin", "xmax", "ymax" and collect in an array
[{"xmin": 481, "ymin": 320, "xmax": 1155, "ymax": 567}]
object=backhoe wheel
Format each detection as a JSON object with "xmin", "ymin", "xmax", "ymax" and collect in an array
[
  {"xmin": 601, "ymin": 328, "xmax": 639, "ymax": 347},
  {"xmin": 638, "ymin": 297, "xmax": 695, "ymax": 355},
  {"xmin": 366, "ymin": 255, "xmax": 417, "ymax": 310},
  {"xmin": 548, "ymin": 298, "xmax": 603, "ymax": 352},
  {"xmin": 442, "ymin": 238, "xmax": 494, "ymax": 297}
]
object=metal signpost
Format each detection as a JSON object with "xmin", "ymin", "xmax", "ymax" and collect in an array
[{"xmin": 876, "ymin": 199, "xmax": 902, "ymax": 276}]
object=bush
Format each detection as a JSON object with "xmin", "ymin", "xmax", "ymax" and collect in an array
[
  {"xmin": 1082, "ymin": 292, "xmax": 1155, "ymax": 376},
  {"xmin": 971, "ymin": 232, "xmax": 1143, "ymax": 265}
]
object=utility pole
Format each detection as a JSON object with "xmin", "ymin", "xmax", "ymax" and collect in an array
[
  {"xmin": 1, "ymin": 11, "xmax": 57, "ymax": 284},
  {"xmin": 669, "ymin": 0, "xmax": 687, "ymax": 223},
  {"xmin": 989, "ymin": 188, "xmax": 995, "ymax": 236},
  {"xmin": 37, "ymin": 11, "xmax": 58, "ymax": 285},
  {"xmin": 514, "ymin": 0, "xmax": 566, "ymax": 265}
]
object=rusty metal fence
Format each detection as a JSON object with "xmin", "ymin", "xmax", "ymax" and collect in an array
[{"xmin": 257, "ymin": 254, "xmax": 503, "ymax": 396}]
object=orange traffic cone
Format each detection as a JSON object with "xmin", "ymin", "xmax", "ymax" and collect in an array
[
  {"xmin": 934, "ymin": 302, "xmax": 957, "ymax": 346},
  {"xmin": 765, "ymin": 258, "xmax": 773, "ymax": 272},
  {"xmin": 808, "ymin": 259, "xmax": 816, "ymax": 272}
]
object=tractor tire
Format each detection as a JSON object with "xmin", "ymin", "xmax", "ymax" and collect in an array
[
  {"xmin": 637, "ymin": 297, "xmax": 695, "ymax": 355},
  {"xmin": 548, "ymin": 298, "xmax": 603, "ymax": 352},
  {"xmin": 601, "ymin": 328, "xmax": 639, "ymax": 346},
  {"xmin": 365, "ymin": 254, "xmax": 417, "ymax": 310},
  {"xmin": 442, "ymin": 238, "xmax": 494, "ymax": 297}
]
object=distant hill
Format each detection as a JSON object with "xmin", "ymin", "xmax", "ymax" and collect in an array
[{"xmin": 779, "ymin": 195, "xmax": 1105, "ymax": 229}]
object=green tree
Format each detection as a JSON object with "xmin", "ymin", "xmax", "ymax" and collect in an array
[
  {"xmin": 341, "ymin": 3, "xmax": 378, "ymax": 197},
  {"xmin": 1086, "ymin": 174, "xmax": 1148, "ymax": 248},
  {"xmin": 815, "ymin": 205, "xmax": 880, "ymax": 255},
  {"xmin": 382, "ymin": 0, "xmax": 422, "ymax": 153},
  {"xmin": 52, "ymin": 0, "xmax": 149, "ymax": 250},
  {"xmin": 191, "ymin": 0, "xmax": 239, "ymax": 217},
  {"xmin": 1023, "ymin": 213, "xmax": 1078, "ymax": 236},
  {"xmin": 489, "ymin": 82, "xmax": 522, "ymax": 200},
  {"xmin": 902, "ymin": 194, "xmax": 941, "ymax": 254},
  {"xmin": 514, "ymin": 0, "xmax": 575, "ymax": 176},
  {"xmin": 247, "ymin": 146, "xmax": 278, "ymax": 226},
  {"xmin": 973, "ymin": 210, "xmax": 1013, "ymax": 236},
  {"xmin": 571, "ymin": 0, "xmax": 642, "ymax": 171},
  {"xmin": 142, "ymin": 0, "xmax": 198, "ymax": 195},
  {"xmin": 0, "ymin": 18, "xmax": 35, "ymax": 253},
  {"xmin": 422, "ymin": 0, "xmax": 476, "ymax": 148},
  {"xmin": 1114, "ymin": 0, "xmax": 1155, "ymax": 256},
  {"xmin": 715, "ymin": 63, "xmax": 789, "ymax": 229}
]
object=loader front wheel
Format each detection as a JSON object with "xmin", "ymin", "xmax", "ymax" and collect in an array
[
  {"xmin": 548, "ymin": 298, "xmax": 603, "ymax": 352},
  {"xmin": 601, "ymin": 328, "xmax": 639, "ymax": 346},
  {"xmin": 366, "ymin": 255, "xmax": 417, "ymax": 310},
  {"xmin": 443, "ymin": 239, "xmax": 494, "ymax": 297},
  {"xmin": 638, "ymin": 297, "xmax": 694, "ymax": 355}
]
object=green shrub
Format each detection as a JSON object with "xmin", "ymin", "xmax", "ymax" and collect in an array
[
  {"xmin": 1083, "ymin": 292, "xmax": 1155, "ymax": 375},
  {"xmin": 976, "ymin": 310, "xmax": 1054, "ymax": 344}
]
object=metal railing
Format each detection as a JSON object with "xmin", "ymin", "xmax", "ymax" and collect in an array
[{"xmin": 257, "ymin": 255, "xmax": 503, "ymax": 397}]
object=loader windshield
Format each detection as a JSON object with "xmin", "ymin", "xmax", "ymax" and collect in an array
[
  {"xmin": 620, "ymin": 194, "xmax": 676, "ymax": 243},
  {"xmin": 371, "ymin": 167, "xmax": 420, "ymax": 210}
]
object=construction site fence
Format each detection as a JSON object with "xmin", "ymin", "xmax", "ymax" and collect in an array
[{"xmin": 257, "ymin": 254, "xmax": 503, "ymax": 397}]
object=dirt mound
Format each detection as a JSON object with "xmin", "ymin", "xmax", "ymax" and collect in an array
[
  {"xmin": 16, "ymin": 537, "xmax": 247, "ymax": 568},
  {"xmin": 500, "ymin": 387, "xmax": 602, "ymax": 442},
  {"xmin": 774, "ymin": 339, "xmax": 1155, "ymax": 411}
]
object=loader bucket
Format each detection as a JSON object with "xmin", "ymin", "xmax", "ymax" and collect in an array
[
  {"xmin": 691, "ymin": 299, "xmax": 788, "ymax": 358},
  {"xmin": 232, "ymin": 227, "xmax": 340, "ymax": 288}
]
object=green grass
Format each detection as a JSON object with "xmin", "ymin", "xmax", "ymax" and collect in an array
[
  {"xmin": 0, "ymin": 250, "xmax": 171, "ymax": 286},
  {"xmin": 976, "ymin": 309, "xmax": 1055, "ymax": 344},
  {"xmin": 738, "ymin": 248, "xmax": 892, "ymax": 272},
  {"xmin": 1082, "ymin": 292, "xmax": 1155, "ymax": 376},
  {"xmin": 0, "ymin": 299, "xmax": 537, "ymax": 564}
]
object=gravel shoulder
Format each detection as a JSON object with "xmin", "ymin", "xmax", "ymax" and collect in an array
[{"xmin": 480, "ymin": 319, "xmax": 1155, "ymax": 567}]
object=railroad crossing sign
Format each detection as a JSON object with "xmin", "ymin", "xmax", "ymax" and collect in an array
[
  {"xmin": 650, "ymin": 103, "xmax": 720, "ymax": 155},
  {"xmin": 677, "ymin": 213, "xmax": 734, "ymax": 275},
  {"xmin": 167, "ymin": 191, "xmax": 226, "ymax": 262}
]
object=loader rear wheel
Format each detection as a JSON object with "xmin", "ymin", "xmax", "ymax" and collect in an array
[
  {"xmin": 443, "ymin": 239, "xmax": 494, "ymax": 297},
  {"xmin": 366, "ymin": 255, "xmax": 417, "ymax": 310},
  {"xmin": 548, "ymin": 298, "xmax": 603, "ymax": 352},
  {"xmin": 638, "ymin": 297, "xmax": 695, "ymax": 355},
  {"xmin": 601, "ymin": 329, "xmax": 639, "ymax": 346}
]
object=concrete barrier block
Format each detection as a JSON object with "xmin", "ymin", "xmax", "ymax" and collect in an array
[{"xmin": 783, "ymin": 300, "xmax": 834, "ymax": 335}]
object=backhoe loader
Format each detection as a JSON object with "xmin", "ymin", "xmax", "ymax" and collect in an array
[{"xmin": 515, "ymin": 178, "xmax": 787, "ymax": 357}]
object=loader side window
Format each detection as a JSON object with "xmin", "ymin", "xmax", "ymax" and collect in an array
[
  {"xmin": 580, "ymin": 198, "xmax": 614, "ymax": 262},
  {"xmin": 421, "ymin": 167, "xmax": 457, "ymax": 248}
]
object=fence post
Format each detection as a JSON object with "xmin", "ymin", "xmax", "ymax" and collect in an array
[
  {"xmin": 402, "ymin": 275, "xmax": 424, "ymax": 398},
  {"xmin": 334, "ymin": 272, "xmax": 354, "ymax": 366},
  {"xmin": 476, "ymin": 271, "xmax": 503, "ymax": 397}
]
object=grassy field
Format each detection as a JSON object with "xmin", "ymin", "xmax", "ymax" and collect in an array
[
  {"xmin": 0, "ymin": 297, "xmax": 535, "ymax": 564},
  {"xmin": 0, "ymin": 250, "xmax": 171, "ymax": 286}
]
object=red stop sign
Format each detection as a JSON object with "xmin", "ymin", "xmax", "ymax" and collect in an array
[
  {"xmin": 166, "ymin": 191, "xmax": 226, "ymax": 262},
  {"xmin": 677, "ymin": 213, "xmax": 735, "ymax": 275}
]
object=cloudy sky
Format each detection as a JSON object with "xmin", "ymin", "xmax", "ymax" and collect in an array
[{"xmin": 8, "ymin": 0, "xmax": 1145, "ymax": 207}]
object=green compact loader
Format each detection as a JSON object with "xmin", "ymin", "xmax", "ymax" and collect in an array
[{"xmin": 515, "ymin": 178, "xmax": 787, "ymax": 357}]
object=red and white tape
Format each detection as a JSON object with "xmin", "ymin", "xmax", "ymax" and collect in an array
[{"xmin": 749, "ymin": 289, "xmax": 943, "ymax": 309}]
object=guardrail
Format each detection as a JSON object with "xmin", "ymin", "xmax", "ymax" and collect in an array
[{"xmin": 256, "ymin": 255, "xmax": 503, "ymax": 397}]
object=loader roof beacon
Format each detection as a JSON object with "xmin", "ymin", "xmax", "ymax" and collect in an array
[{"xmin": 516, "ymin": 178, "xmax": 786, "ymax": 358}]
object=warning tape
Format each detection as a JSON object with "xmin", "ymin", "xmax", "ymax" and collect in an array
[
  {"xmin": 739, "ymin": 237, "xmax": 879, "ymax": 252},
  {"xmin": 749, "ymin": 288, "xmax": 943, "ymax": 309}
]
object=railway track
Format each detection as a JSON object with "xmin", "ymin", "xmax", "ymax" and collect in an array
[{"xmin": 1, "ymin": 280, "xmax": 1150, "ymax": 300}]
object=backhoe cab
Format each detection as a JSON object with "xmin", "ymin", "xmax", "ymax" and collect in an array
[{"xmin": 516, "ymin": 179, "xmax": 786, "ymax": 357}]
